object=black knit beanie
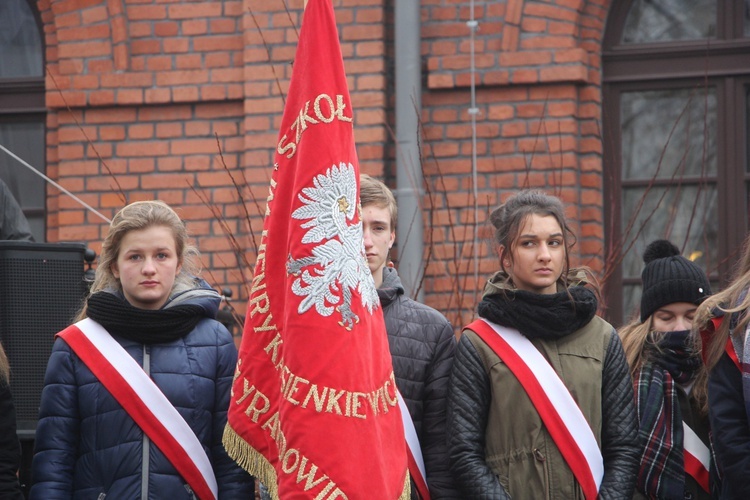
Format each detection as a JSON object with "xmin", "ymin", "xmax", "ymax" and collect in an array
[{"xmin": 640, "ymin": 239, "xmax": 711, "ymax": 322}]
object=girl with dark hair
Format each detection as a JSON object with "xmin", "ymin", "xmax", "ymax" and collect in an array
[
  {"xmin": 0, "ymin": 342, "xmax": 23, "ymax": 499},
  {"xmin": 446, "ymin": 189, "xmax": 639, "ymax": 499},
  {"xmin": 619, "ymin": 240, "xmax": 715, "ymax": 499},
  {"xmin": 31, "ymin": 200, "xmax": 253, "ymax": 499}
]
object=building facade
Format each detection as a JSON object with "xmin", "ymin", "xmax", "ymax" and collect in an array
[{"xmin": 1, "ymin": 0, "xmax": 748, "ymax": 329}]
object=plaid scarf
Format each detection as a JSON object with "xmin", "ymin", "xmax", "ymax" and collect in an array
[{"xmin": 634, "ymin": 330, "xmax": 701, "ymax": 499}]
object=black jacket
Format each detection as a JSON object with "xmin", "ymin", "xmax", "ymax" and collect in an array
[
  {"xmin": 708, "ymin": 351, "xmax": 750, "ymax": 499},
  {"xmin": 378, "ymin": 267, "xmax": 459, "ymax": 498},
  {"xmin": 0, "ymin": 380, "xmax": 23, "ymax": 499}
]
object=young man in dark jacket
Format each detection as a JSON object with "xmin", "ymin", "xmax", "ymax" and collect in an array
[{"xmin": 360, "ymin": 174, "xmax": 459, "ymax": 498}]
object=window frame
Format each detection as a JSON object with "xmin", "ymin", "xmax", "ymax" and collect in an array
[
  {"xmin": 602, "ymin": 0, "xmax": 750, "ymax": 324},
  {"xmin": 0, "ymin": 0, "xmax": 46, "ymax": 241}
]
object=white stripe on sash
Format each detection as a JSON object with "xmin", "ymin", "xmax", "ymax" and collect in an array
[
  {"xmin": 397, "ymin": 391, "xmax": 427, "ymax": 481},
  {"xmin": 683, "ymin": 421, "xmax": 710, "ymax": 471}
]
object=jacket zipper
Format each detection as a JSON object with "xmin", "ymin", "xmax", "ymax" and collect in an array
[{"xmin": 141, "ymin": 345, "xmax": 151, "ymax": 499}]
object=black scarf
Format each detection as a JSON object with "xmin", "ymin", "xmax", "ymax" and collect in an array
[
  {"xmin": 86, "ymin": 291, "xmax": 207, "ymax": 344},
  {"xmin": 478, "ymin": 285, "xmax": 598, "ymax": 340},
  {"xmin": 645, "ymin": 329, "xmax": 701, "ymax": 385}
]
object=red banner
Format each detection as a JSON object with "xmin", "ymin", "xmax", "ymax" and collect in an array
[{"xmin": 223, "ymin": 0, "xmax": 409, "ymax": 498}]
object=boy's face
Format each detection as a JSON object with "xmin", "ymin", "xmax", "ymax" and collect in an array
[{"xmin": 362, "ymin": 204, "xmax": 395, "ymax": 285}]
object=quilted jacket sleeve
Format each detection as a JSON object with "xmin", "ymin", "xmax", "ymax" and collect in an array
[
  {"xmin": 30, "ymin": 339, "xmax": 80, "ymax": 499},
  {"xmin": 598, "ymin": 330, "xmax": 639, "ymax": 500},
  {"xmin": 446, "ymin": 334, "xmax": 510, "ymax": 499},
  {"xmin": 211, "ymin": 323, "xmax": 254, "ymax": 498},
  {"xmin": 421, "ymin": 320, "xmax": 459, "ymax": 499},
  {"xmin": 708, "ymin": 351, "xmax": 750, "ymax": 498}
]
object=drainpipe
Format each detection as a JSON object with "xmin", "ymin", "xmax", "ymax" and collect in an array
[{"xmin": 394, "ymin": 0, "xmax": 423, "ymax": 300}]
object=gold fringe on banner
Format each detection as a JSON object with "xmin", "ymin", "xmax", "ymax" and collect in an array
[
  {"xmin": 223, "ymin": 423, "xmax": 411, "ymax": 500},
  {"xmin": 399, "ymin": 475, "xmax": 411, "ymax": 500},
  {"xmin": 222, "ymin": 424, "xmax": 279, "ymax": 499}
]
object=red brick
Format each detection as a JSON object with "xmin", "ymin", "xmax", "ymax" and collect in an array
[
  {"xmin": 182, "ymin": 19, "xmax": 208, "ymax": 36},
  {"xmin": 167, "ymin": 3, "xmax": 223, "ymax": 19},
  {"xmin": 172, "ymin": 87, "xmax": 200, "ymax": 102},
  {"xmin": 58, "ymin": 24, "xmax": 110, "ymax": 42},
  {"xmin": 131, "ymin": 39, "xmax": 162, "ymax": 55},
  {"xmin": 127, "ymin": 5, "xmax": 167, "ymax": 21},
  {"xmin": 154, "ymin": 21, "xmax": 180, "ymax": 37},
  {"xmin": 156, "ymin": 123, "xmax": 184, "ymax": 138},
  {"xmin": 155, "ymin": 70, "xmax": 209, "ymax": 86},
  {"xmin": 163, "ymin": 38, "xmax": 190, "ymax": 53},
  {"xmin": 128, "ymin": 124, "xmax": 155, "ymax": 140},
  {"xmin": 116, "ymin": 141, "xmax": 169, "ymax": 157},
  {"xmin": 175, "ymin": 54, "xmax": 203, "ymax": 70},
  {"xmin": 210, "ymin": 19, "xmax": 237, "ymax": 34},
  {"xmin": 100, "ymin": 126, "xmax": 126, "ymax": 141},
  {"xmin": 116, "ymin": 89, "xmax": 144, "ymax": 105},
  {"xmin": 193, "ymin": 36, "xmax": 243, "ymax": 52},
  {"xmin": 58, "ymin": 40, "xmax": 111, "ymax": 58},
  {"xmin": 145, "ymin": 88, "xmax": 172, "ymax": 103}
]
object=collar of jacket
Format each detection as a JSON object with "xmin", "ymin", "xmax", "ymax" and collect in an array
[{"xmin": 376, "ymin": 266, "xmax": 405, "ymax": 308}]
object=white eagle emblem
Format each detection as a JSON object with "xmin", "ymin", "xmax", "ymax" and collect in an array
[{"xmin": 286, "ymin": 162, "xmax": 379, "ymax": 330}]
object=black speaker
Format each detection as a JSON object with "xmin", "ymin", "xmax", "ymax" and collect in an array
[{"xmin": 0, "ymin": 241, "xmax": 87, "ymax": 438}]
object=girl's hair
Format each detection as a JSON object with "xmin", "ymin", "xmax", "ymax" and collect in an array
[
  {"xmin": 77, "ymin": 200, "xmax": 199, "ymax": 319},
  {"xmin": 696, "ymin": 233, "xmax": 750, "ymax": 370},
  {"xmin": 619, "ymin": 314, "xmax": 709, "ymax": 416},
  {"xmin": 489, "ymin": 189, "xmax": 601, "ymax": 296},
  {"xmin": 0, "ymin": 342, "xmax": 9, "ymax": 385}
]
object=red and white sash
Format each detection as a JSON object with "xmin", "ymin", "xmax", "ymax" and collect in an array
[
  {"xmin": 468, "ymin": 319, "xmax": 603, "ymax": 500},
  {"xmin": 58, "ymin": 318, "xmax": 218, "ymax": 500},
  {"xmin": 397, "ymin": 391, "xmax": 431, "ymax": 500},
  {"xmin": 683, "ymin": 421, "xmax": 710, "ymax": 493}
]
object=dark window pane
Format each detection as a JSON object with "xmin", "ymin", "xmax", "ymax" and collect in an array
[
  {"xmin": 620, "ymin": 184, "xmax": 718, "ymax": 314},
  {"xmin": 0, "ymin": 1, "xmax": 43, "ymax": 78},
  {"xmin": 622, "ymin": 284, "xmax": 639, "ymax": 324},
  {"xmin": 0, "ymin": 120, "xmax": 45, "ymax": 242},
  {"xmin": 746, "ymin": 0, "xmax": 750, "ymax": 36},
  {"xmin": 622, "ymin": 0, "xmax": 716, "ymax": 44},
  {"xmin": 621, "ymin": 88, "xmax": 717, "ymax": 180}
]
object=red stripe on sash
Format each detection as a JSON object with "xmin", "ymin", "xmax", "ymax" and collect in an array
[
  {"xmin": 58, "ymin": 325, "xmax": 216, "ymax": 500},
  {"xmin": 683, "ymin": 449, "xmax": 710, "ymax": 493},
  {"xmin": 726, "ymin": 337, "xmax": 741, "ymax": 371},
  {"xmin": 467, "ymin": 320, "xmax": 599, "ymax": 500},
  {"xmin": 406, "ymin": 447, "xmax": 430, "ymax": 500}
]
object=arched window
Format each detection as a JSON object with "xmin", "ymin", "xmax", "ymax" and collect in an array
[
  {"xmin": 602, "ymin": 1, "xmax": 750, "ymax": 324},
  {"xmin": 0, "ymin": 0, "xmax": 45, "ymax": 242}
]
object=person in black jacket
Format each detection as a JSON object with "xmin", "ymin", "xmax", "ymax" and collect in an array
[
  {"xmin": 619, "ymin": 240, "xmax": 715, "ymax": 499},
  {"xmin": 446, "ymin": 189, "xmax": 639, "ymax": 499},
  {"xmin": 696, "ymin": 233, "xmax": 750, "ymax": 499},
  {"xmin": 0, "ymin": 179, "xmax": 33, "ymax": 241},
  {"xmin": 0, "ymin": 341, "xmax": 23, "ymax": 499},
  {"xmin": 359, "ymin": 174, "xmax": 459, "ymax": 499}
]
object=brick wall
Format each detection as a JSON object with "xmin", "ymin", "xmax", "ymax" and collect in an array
[{"xmin": 38, "ymin": 0, "xmax": 611, "ymax": 330}]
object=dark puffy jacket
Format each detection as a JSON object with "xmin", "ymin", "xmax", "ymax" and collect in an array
[
  {"xmin": 708, "ymin": 350, "xmax": 750, "ymax": 499},
  {"xmin": 30, "ymin": 287, "xmax": 253, "ymax": 499},
  {"xmin": 378, "ymin": 267, "xmax": 459, "ymax": 498}
]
